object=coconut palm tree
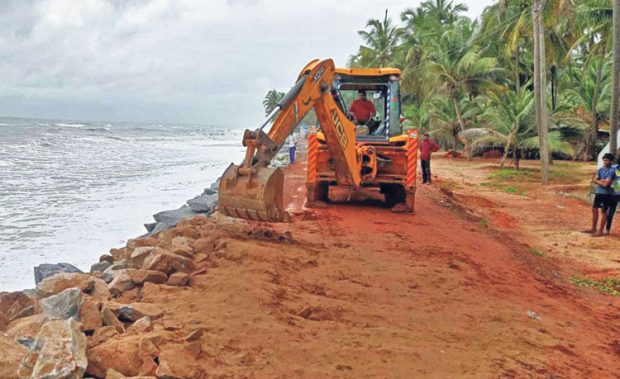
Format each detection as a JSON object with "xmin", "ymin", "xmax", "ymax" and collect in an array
[
  {"xmin": 571, "ymin": 1, "xmax": 614, "ymax": 156},
  {"xmin": 426, "ymin": 95, "xmax": 479, "ymax": 155},
  {"xmin": 262, "ymin": 89, "xmax": 285, "ymax": 116},
  {"xmin": 424, "ymin": 19, "xmax": 503, "ymax": 142},
  {"xmin": 419, "ymin": 0, "xmax": 468, "ymax": 25},
  {"xmin": 468, "ymin": 85, "xmax": 580, "ymax": 169},
  {"xmin": 566, "ymin": 56, "xmax": 612, "ymax": 158},
  {"xmin": 353, "ymin": 10, "xmax": 405, "ymax": 68},
  {"xmin": 471, "ymin": 87, "xmax": 536, "ymax": 168}
]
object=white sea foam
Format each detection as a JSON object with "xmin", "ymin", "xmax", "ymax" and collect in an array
[
  {"xmin": 54, "ymin": 122, "xmax": 86, "ymax": 128},
  {"xmin": 0, "ymin": 118, "xmax": 245, "ymax": 291}
]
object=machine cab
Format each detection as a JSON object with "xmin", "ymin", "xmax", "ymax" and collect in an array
[{"xmin": 333, "ymin": 67, "xmax": 403, "ymax": 142}]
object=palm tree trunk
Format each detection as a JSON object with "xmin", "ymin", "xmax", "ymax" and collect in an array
[
  {"xmin": 591, "ymin": 44, "xmax": 606, "ymax": 160},
  {"xmin": 550, "ymin": 65, "xmax": 557, "ymax": 110},
  {"xmin": 453, "ymin": 98, "xmax": 469, "ymax": 159},
  {"xmin": 610, "ymin": 0, "xmax": 620, "ymax": 155},
  {"xmin": 515, "ymin": 49, "xmax": 521, "ymax": 94},
  {"xmin": 533, "ymin": 0, "xmax": 550, "ymax": 185},
  {"xmin": 500, "ymin": 144, "xmax": 510, "ymax": 169},
  {"xmin": 453, "ymin": 129, "xmax": 458, "ymax": 157},
  {"xmin": 500, "ymin": 130, "xmax": 516, "ymax": 169},
  {"xmin": 512, "ymin": 131, "xmax": 519, "ymax": 170}
]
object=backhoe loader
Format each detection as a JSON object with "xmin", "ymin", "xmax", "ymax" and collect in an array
[{"xmin": 218, "ymin": 58, "xmax": 419, "ymax": 222}]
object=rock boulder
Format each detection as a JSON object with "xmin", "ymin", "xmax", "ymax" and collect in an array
[
  {"xmin": 86, "ymin": 335, "xmax": 142, "ymax": 377},
  {"xmin": 186, "ymin": 193, "xmax": 218, "ymax": 213},
  {"xmin": 167, "ymin": 272, "xmax": 189, "ymax": 286},
  {"xmin": 79, "ymin": 296, "xmax": 102, "ymax": 332},
  {"xmin": 0, "ymin": 291, "xmax": 34, "ymax": 322},
  {"xmin": 108, "ymin": 270, "xmax": 135, "ymax": 297},
  {"xmin": 90, "ymin": 276, "xmax": 112, "ymax": 300},
  {"xmin": 143, "ymin": 250, "xmax": 195, "ymax": 274},
  {"xmin": 0, "ymin": 332, "xmax": 28, "ymax": 379},
  {"xmin": 18, "ymin": 319, "xmax": 87, "ymax": 378},
  {"xmin": 126, "ymin": 237, "xmax": 159, "ymax": 249},
  {"xmin": 149, "ymin": 221, "xmax": 175, "ymax": 235},
  {"xmin": 36, "ymin": 272, "xmax": 93, "ymax": 298},
  {"xmin": 126, "ymin": 316, "xmax": 152, "ymax": 335},
  {"xmin": 0, "ymin": 313, "xmax": 8, "ymax": 331},
  {"xmin": 153, "ymin": 205, "xmax": 201, "ymax": 226},
  {"xmin": 88, "ymin": 325, "xmax": 119, "ymax": 348},
  {"xmin": 40, "ymin": 287, "xmax": 83, "ymax": 320},
  {"xmin": 33, "ymin": 263, "xmax": 82, "ymax": 285},
  {"xmin": 129, "ymin": 269, "xmax": 167, "ymax": 285},
  {"xmin": 91, "ymin": 261, "xmax": 112, "ymax": 273},
  {"xmin": 128, "ymin": 247, "xmax": 157, "ymax": 268},
  {"xmin": 101, "ymin": 306, "xmax": 125, "ymax": 333},
  {"xmin": 114, "ymin": 303, "xmax": 163, "ymax": 322},
  {"xmin": 6, "ymin": 314, "xmax": 47, "ymax": 349}
]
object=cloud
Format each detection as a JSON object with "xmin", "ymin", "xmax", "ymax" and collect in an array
[
  {"xmin": 226, "ymin": 0, "xmax": 259, "ymax": 6},
  {"xmin": 0, "ymin": 0, "xmax": 495, "ymax": 126}
]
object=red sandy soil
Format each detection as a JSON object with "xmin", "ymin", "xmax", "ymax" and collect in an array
[{"xmin": 108, "ymin": 151, "xmax": 620, "ymax": 378}]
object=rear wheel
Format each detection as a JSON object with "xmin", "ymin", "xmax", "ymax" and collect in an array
[
  {"xmin": 307, "ymin": 181, "xmax": 329, "ymax": 204},
  {"xmin": 381, "ymin": 184, "xmax": 406, "ymax": 206}
]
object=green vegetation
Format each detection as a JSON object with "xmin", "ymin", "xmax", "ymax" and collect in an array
[
  {"xmin": 528, "ymin": 247, "xmax": 546, "ymax": 257},
  {"xmin": 571, "ymin": 276, "xmax": 620, "ymax": 296},
  {"xmin": 346, "ymin": 0, "xmax": 618, "ymax": 165},
  {"xmin": 477, "ymin": 161, "xmax": 586, "ymax": 194},
  {"xmin": 488, "ymin": 164, "xmax": 583, "ymax": 184},
  {"xmin": 504, "ymin": 186, "xmax": 518, "ymax": 193}
]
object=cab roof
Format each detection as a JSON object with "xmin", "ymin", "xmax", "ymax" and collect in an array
[{"xmin": 335, "ymin": 67, "xmax": 401, "ymax": 77}]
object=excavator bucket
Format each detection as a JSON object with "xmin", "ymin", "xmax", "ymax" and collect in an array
[{"xmin": 218, "ymin": 164, "xmax": 291, "ymax": 222}]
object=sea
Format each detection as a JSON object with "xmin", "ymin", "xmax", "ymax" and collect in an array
[{"xmin": 0, "ymin": 117, "xmax": 245, "ymax": 291}]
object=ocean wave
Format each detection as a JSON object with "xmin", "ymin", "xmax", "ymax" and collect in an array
[
  {"xmin": 84, "ymin": 127, "xmax": 112, "ymax": 132},
  {"xmin": 104, "ymin": 136, "xmax": 127, "ymax": 142},
  {"xmin": 28, "ymin": 139, "xmax": 55, "ymax": 148},
  {"xmin": 54, "ymin": 123, "xmax": 87, "ymax": 128},
  {"xmin": 0, "ymin": 123, "xmax": 28, "ymax": 126}
]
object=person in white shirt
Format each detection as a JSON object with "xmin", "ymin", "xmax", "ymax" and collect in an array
[{"xmin": 287, "ymin": 134, "xmax": 297, "ymax": 164}]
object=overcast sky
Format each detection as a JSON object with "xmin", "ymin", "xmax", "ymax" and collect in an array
[{"xmin": 0, "ymin": 0, "xmax": 495, "ymax": 127}]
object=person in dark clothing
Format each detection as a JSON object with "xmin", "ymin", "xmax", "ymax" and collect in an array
[
  {"xmin": 606, "ymin": 198, "xmax": 618, "ymax": 233},
  {"xmin": 419, "ymin": 133, "xmax": 440, "ymax": 184},
  {"xmin": 605, "ymin": 161, "xmax": 620, "ymax": 234},
  {"xmin": 585, "ymin": 153, "xmax": 617, "ymax": 236}
]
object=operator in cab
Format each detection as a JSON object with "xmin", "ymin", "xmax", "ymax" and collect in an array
[{"xmin": 348, "ymin": 89, "xmax": 376, "ymax": 126}]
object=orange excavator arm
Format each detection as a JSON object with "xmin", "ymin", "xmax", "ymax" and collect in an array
[{"xmin": 218, "ymin": 58, "xmax": 361, "ymax": 222}]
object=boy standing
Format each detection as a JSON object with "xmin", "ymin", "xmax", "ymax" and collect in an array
[{"xmin": 587, "ymin": 153, "xmax": 617, "ymax": 236}]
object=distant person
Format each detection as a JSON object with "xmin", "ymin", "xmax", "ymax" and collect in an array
[
  {"xmin": 419, "ymin": 132, "xmax": 440, "ymax": 184},
  {"xmin": 605, "ymin": 160, "xmax": 620, "ymax": 234},
  {"xmin": 287, "ymin": 134, "xmax": 297, "ymax": 164},
  {"xmin": 585, "ymin": 153, "xmax": 617, "ymax": 237},
  {"xmin": 348, "ymin": 90, "xmax": 376, "ymax": 125}
]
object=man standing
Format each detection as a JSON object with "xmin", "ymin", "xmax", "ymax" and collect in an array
[
  {"xmin": 348, "ymin": 90, "xmax": 376, "ymax": 125},
  {"xmin": 420, "ymin": 133, "xmax": 440, "ymax": 184},
  {"xmin": 586, "ymin": 153, "xmax": 617, "ymax": 236},
  {"xmin": 287, "ymin": 134, "xmax": 297, "ymax": 164}
]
